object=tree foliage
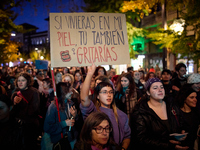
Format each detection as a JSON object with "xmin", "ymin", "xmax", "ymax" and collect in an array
[{"xmin": 0, "ymin": 0, "xmax": 29, "ymax": 63}]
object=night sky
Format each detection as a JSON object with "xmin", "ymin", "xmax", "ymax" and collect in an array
[{"xmin": 13, "ymin": 0, "xmax": 85, "ymax": 32}]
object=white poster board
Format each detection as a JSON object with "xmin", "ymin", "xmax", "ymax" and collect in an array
[{"xmin": 50, "ymin": 13, "xmax": 130, "ymax": 67}]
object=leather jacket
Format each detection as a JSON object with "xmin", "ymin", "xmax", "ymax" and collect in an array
[{"xmin": 130, "ymin": 98, "xmax": 184, "ymax": 150}]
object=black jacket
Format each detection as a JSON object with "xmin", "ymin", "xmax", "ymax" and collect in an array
[{"xmin": 130, "ymin": 98, "xmax": 184, "ymax": 150}]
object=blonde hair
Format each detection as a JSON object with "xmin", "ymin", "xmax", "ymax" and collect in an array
[{"xmin": 62, "ymin": 73, "xmax": 74, "ymax": 84}]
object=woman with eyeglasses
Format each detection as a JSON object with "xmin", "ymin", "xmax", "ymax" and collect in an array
[
  {"xmin": 80, "ymin": 63, "xmax": 131, "ymax": 150},
  {"xmin": 74, "ymin": 111, "xmax": 121, "ymax": 150}
]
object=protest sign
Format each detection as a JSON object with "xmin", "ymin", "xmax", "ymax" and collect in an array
[
  {"xmin": 35, "ymin": 60, "xmax": 49, "ymax": 70},
  {"xmin": 50, "ymin": 13, "xmax": 130, "ymax": 67}
]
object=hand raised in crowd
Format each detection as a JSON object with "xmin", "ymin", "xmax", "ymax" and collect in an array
[
  {"xmin": 13, "ymin": 96, "xmax": 22, "ymax": 105},
  {"xmin": 87, "ymin": 63, "xmax": 96, "ymax": 75},
  {"xmin": 70, "ymin": 105, "xmax": 77, "ymax": 118},
  {"xmin": 65, "ymin": 118, "xmax": 75, "ymax": 127}
]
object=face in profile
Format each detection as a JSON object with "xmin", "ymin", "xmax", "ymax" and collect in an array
[
  {"xmin": 17, "ymin": 76, "xmax": 28, "ymax": 90},
  {"xmin": 91, "ymin": 120, "xmax": 110, "ymax": 147}
]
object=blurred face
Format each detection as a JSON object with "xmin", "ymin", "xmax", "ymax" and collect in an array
[
  {"xmin": 95, "ymin": 79, "xmax": 102, "ymax": 87},
  {"xmin": 38, "ymin": 72, "xmax": 45, "ymax": 80},
  {"xmin": 75, "ymin": 72, "xmax": 82, "ymax": 82},
  {"xmin": 134, "ymin": 72, "xmax": 140, "ymax": 81},
  {"xmin": 43, "ymin": 81, "xmax": 49, "ymax": 89},
  {"xmin": 148, "ymin": 82, "xmax": 165, "ymax": 101},
  {"xmin": 0, "ymin": 101, "xmax": 10, "ymax": 122},
  {"xmin": 178, "ymin": 67, "xmax": 186, "ymax": 77},
  {"xmin": 65, "ymin": 88, "xmax": 73, "ymax": 103},
  {"xmin": 161, "ymin": 72, "xmax": 172, "ymax": 81},
  {"xmin": 97, "ymin": 86, "xmax": 113, "ymax": 108},
  {"xmin": 191, "ymin": 83, "xmax": 200, "ymax": 92},
  {"xmin": 56, "ymin": 73, "xmax": 62, "ymax": 83},
  {"xmin": 149, "ymin": 73, "xmax": 155, "ymax": 79},
  {"xmin": 121, "ymin": 77, "xmax": 129, "ymax": 88},
  {"xmin": 184, "ymin": 92, "xmax": 197, "ymax": 108},
  {"xmin": 140, "ymin": 72, "xmax": 144, "ymax": 79},
  {"xmin": 17, "ymin": 76, "xmax": 28, "ymax": 90},
  {"xmin": 92, "ymin": 120, "xmax": 110, "ymax": 147},
  {"xmin": 62, "ymin": 75, "xmax": 72, "ymax": 84},
  {"xmin": 98, "ymin": 68, "xmax": 105, "ymax": 76}
]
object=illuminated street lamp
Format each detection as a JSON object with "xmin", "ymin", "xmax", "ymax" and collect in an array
[
  {"xmin": 40, "ymin": 56, "xmax": 44, "ymax": 60},
  {"xmin": 170, "ymin": 18, "xmax": 185, "ymax": 35},
  {"xmin": 19, "ymin": 58, "xmax": 23, "ymax": 61},
  {"xmin": 35, "ymin": 48, "xmax": 41, "ymax": 59}
]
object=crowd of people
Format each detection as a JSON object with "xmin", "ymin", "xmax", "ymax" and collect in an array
[{"xmin": 0, "ymin": 62, "xmax": 200, "ymax": 150}]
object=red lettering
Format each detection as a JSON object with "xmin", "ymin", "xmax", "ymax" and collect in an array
[
  {"xmin": 57, "ymin": 32, "xmax": 62, "ymax": 47},
  {"xmin": 94, "ymin": 47, "xmax": 100, "ymax": 62},
  {"xmin": 57, "ymin": 32, "xmax": 75, "ymax": 47},
  {"xmin": 68, "ymin": 32, "xmax": 75, "ymax": 46},
  {"xmin": 83, "ymin": 47, "xmax": 91, "ymax": 63},
  {"xmin": 64, "ymin": 32, "xmax": 69, "ymax": 46},
  {"xmin": 98, "ymin": 46, "xmax": 105, "ymax": 62},
  {"xmin": 111, "ymin": 47, "xmax": 117, "ymax": 61},
  {"xmin": 77, "ymin": 47, "xmax": 83, "ymax": 64},
  {"xmin": 106, "ymin": 47, "xmax": 112, "ymax": 61}
]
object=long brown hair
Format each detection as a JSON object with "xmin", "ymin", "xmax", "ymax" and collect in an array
[
  {"xmin": 93, "ymin": 82, "xmax": 118, "ymax": 123},
  {"xmin": 116, "ymin": 73, "xmax": 136, "ymax": 99}
]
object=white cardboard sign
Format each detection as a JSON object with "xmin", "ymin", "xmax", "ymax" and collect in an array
[{"xmin": 50, "ymin": 13, "xmax": 130, "ymax": 67}]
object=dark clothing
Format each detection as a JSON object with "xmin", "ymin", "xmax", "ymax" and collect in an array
[
  {"xmin": 171, "ymin": 77, "xmax": 187, "ymax": 96},
  {"xmin": 180, "ymin": 109, "xmax": 200, "ymax": 149},
  {"xmin": 10, "ymin": 87, "xmax": 40, "ymax": 150},
  {"xmin": 0, "ymin": 118, "xmax": 25, "ymax": 150},
  {"xmin": 135, "ymin": 81, "xmax": 145, "ymax": 101},
  {"xmin": 11, "ymin": 87, "xmax": 40, "ymax": 125},
  {"xmin": 162, "ymin": 81, "xmax": 173, "ymax": 100},
  {"xmin": 130, "ymin": 98, "xmax": 185, "ymax": 150}
]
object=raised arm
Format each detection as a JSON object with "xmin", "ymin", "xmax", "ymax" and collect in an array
[{"xmin": 80, "ymin": 63, "xmax": 96, "ymax": 107}]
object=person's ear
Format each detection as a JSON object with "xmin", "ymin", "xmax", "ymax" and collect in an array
[
  {"xmin": 97, "ymin": 95, "xmax": 100, "ymax": 99},
  {"xmin": 146, "ymin": 91, "xmax": 150, "ymax": 96}
]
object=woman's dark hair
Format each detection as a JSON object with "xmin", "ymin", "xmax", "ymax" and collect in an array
[
  {"xmin": 56, "ymin": 82, "xmax": 71, "ymax": 111},
  {"xmin": 74, "ymin": 70, "xmax": 83, "ymax": 82},
  {"xmin": 14, "ymin": 72, "xmax": 34, "ymax": 88},
  {"xmin": 95, "ymin": 75, "xmax": 110, "ymax": 84},
  {"xmin": 145, "ymin": 72, "xmax": 156, "ymax": 81},
  {"xmin": 175, "ymin": 84, "xmax": 196, "ymax": 108},
  {"xmin": 139, "ymin": 70, "xmax": 145, "ymax": 80},
  {"xmin": 42, "ymin": 78, "xmax": 53, "ymax": 88},
  {"xmin": 93, "ymin": 82, "xmax": 119, "ymax": 123},
  {"xmin": 75, "ymin": 111, "xmax": 118, "ymax": 150},
  {"xmin": 94, "ymin": 66, "xmax": 107, "ymax": 77},
  {"xmin": 116, "ymin": 73, "xmax": 136, "ymax": 99}
]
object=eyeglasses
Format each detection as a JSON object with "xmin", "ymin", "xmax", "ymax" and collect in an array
[
  {"xmin": 99, "ymin": 90, "xmax": 114, "ymax": 94},
  {"xmin": 93, "ymin": 126, "xmax": 112, "ymax": 134}
]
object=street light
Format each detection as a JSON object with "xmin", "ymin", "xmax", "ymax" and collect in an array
[
  {"xmin": 35, "ymin": 48, "xmax": 41, "ymax": 60},
  {"xmin": 170, "ymin": 18, "xmax": 185, "ymax": 35}
]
